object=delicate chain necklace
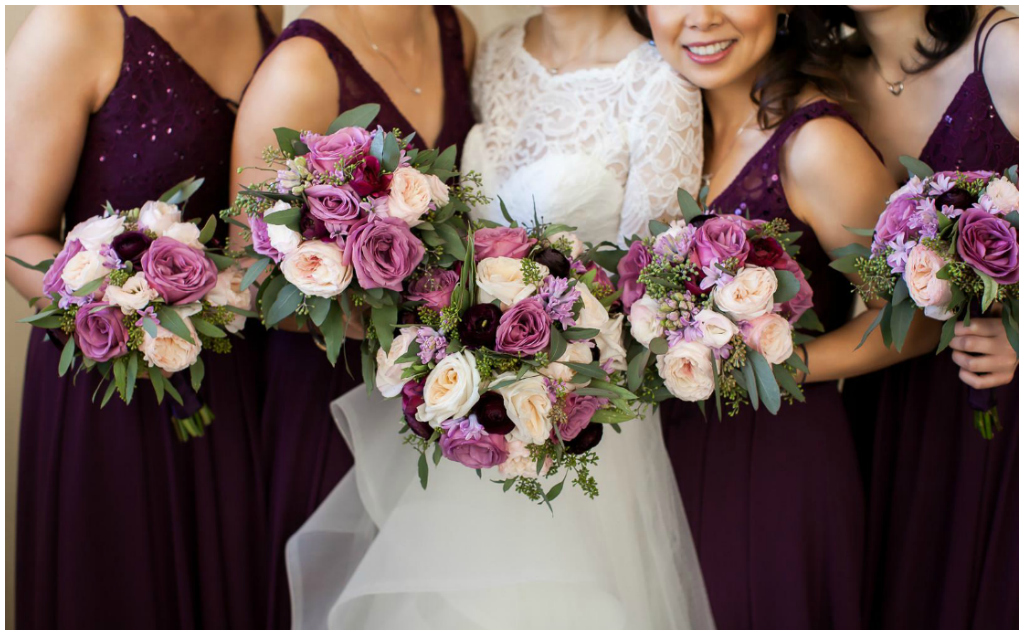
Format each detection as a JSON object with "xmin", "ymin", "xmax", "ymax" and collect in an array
[
  {"xmin": 871, "ymin": 56, "xmax": 908, "ymax": 96},
  {"xmin": 540, "ymin": 14, "xmax": 625, "ymax": 75},
  {"xmin": 354, "ymin": 8, "xmax": 426, "ymax": 95},
  {"xmin": 706, "ymin": 108, "xmax": 758, "ymax": 183}
]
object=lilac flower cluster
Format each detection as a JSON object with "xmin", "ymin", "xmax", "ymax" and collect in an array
[
  {"xmin": 536, "ymin": 275, "xmax": 581, "ymax": 329},
  {"xmin": 416, "ymin": 327, "xmax": 448, "ymax": 365}
]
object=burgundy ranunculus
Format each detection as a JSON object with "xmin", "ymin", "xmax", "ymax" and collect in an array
[
  {"xmin": 111, "ymin": 231, "xmax": 153, "ymax": 269},
  {"xmin": 349, "ymin": 155, "xmax": 390, "ymax": 197},
  {"xmin": 42, "ymin": 239, "xmax": 85, "ymax": 296},
  {"xmin": 617, "ymin": 240, "xmax": 651, "ymax": 314},
  {"xmin": 558, "ymin": 393, "xmax": 607, "ymax": 441},
  {"xmin": 957, "ymin": 208, "xmax": 1019, "ymax": 284},
  {"xmin": 141, "ymin": 236, "xmax": 218, "ymax": 304},
  {"xmin": 495, "ymin": 298, "xmax": 551, "ymax": 355},
  {"xmin": 583, "ymin": 261, "xmax": 613, "ymax": 291},
  {"xmin": 345, "ymin": 216, "xmax": 425, "ymax": 291},
  {"xmin": 533, "ymin": 247, "xmax": 570, "ymax": 279},
  {"xmin": 473, "ymin": 227, "xmax": 536, "ymax": 261},
  {"xmin": 407, "ymin": 268, "xmax": 459, "ymax": 311},
  {"xmin": 474, "ymin": 391, "xmax": 515, "ymax": 435},
  {"xmin": 565, "ymin": 419, "xmax": 603, "ymax": 455},
  {"xmin": 305, "ymin": 184, "xmax": 364, "ymax": 235},
  {"xmin": 402, "ymin": 379, "xmax": 432, "ymax": 439},
  {"xmin": 691, "ymin": 216, "xmax": 750, "ymax": 268},
  {"xmin": 74, "ymin": 302, "xmax": 129, "ymax": 362},
  {"xmin": 458, "ymin": 303, "xmax": 503, "ymax": 349},
  {"xmin": 747, "ymin": 236, "xmax": 784, "ymax": 267}
]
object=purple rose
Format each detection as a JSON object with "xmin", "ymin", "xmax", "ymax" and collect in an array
[
  {"xmin": 42, "ymin": 239, "xmax": 84, "ymax": 296},
  {"xmin": 406, "ymin": 268, "xmax": 459, "ymax": 310},
  {"xmin": 110, "ymin": 231, "xmax": 153, "ymax": 269},
  {"xmin": 300, "ymin": 127, "xmax": 372, "ymax": 174},
  {"xmin": 692, "ymin": 217, "xmax": 750, "ymax": 268},
  {"xmin": 872, "ymin": 195, "xmax": 919, "ymax": 255},
  {"xmin": 250, "ymin": 214, "xmax": 282, "ymax": 263},
  {"xmin": 474, "ymin": 391, "xmax": 516, "ymax": 435},
  {"xmin": 458, "ymin": 303, "xmax": 503, "ymax": 349},
  {"xmin": 305, "ymin": 184, "xmax": 365, "ymax": 235},
  {"xmin": 957, "ymin": 208, "xmax": 1019, "ymax": 284},
  {"xmin": 495, "ymin": 298, "xmax": 551, "ymax": 355},
  {"xmin": 141, "ymin": 236, "xmax": 218, "ymax": 304},
  {"xmin": 617, "ymin": 240, "xmax": 651, "ymax": 314},
  {"xmin": 345, "ymin": 216, "xmax": 425, "ymax": 291},
  {"xmin": 473, "ymin": 227, "xmax": 536, "ymax": 261},
  {"xmin": 401, "ymin": 379, "xmax": 433, "ymax": 440},
  {"xmin": 774, "ymin": 252, "xmax": 814, "ymax": 323},
  {"xmin": 439, "ymin": 416, "xmax": 509, "ymax": 470},
  {"xmin": 74, "ymin": 302, "xmax": 129, "ymax": 362},
  {"xmin": 558, "ymin": 393, "xmax": 607, "ymax": 441}
]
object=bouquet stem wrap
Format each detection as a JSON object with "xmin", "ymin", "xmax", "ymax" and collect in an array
[{"xmin": 169, "ymin": 373, "xmax": 214, "ymax": 441}]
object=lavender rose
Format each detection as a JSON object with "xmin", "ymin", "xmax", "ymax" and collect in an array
[
  {"xmin": 111, "ymin": 231, "xmax": 153, "ymax": 268},
  {"xmin": 617, "ymin": 240, "xmax": 652, "ymax": 314},
  {"xmin": 305, "ymin": 183, "xmax": 364, "ymax": 235},
  {"xmin": 74, "ymin": 302, "xmax": 129, "ymax": 362},
  {"xmin": 692, "ymin": 216, "xmax": 750, "ymax": 268},
  {"xmin": 473, "ymin": 227, "xmax": 536, "ymax": 262},
  {"xmin": 407, "ymin": 268, "xmax": 459, "ymax": 310},
  {"xmin": 957, "ymin": 208, "xmax": 1019, "ymax": 284},
  {"xmin": 345, "ymin": 216, "xmax": 425, "ymax": 291},
  {"xmin": 300, "ymin": 127, "xmax": 371, "ymax": 174},
  {"xmin": 872, "ymin": 195, "xmax": 919, "ymax": 254},
  {"xmin": 42, "ymin": 239, "xmax": 85, "ymax": 296},
  {"xmin": 401, "ymin": 379, "xmax": 433, "ymax": 440},
  {"xmin": 141, "ymin": 236, "xmax": 218, "ymax": 304},
  {"xmin": 558, "ymin": 393, "xmax": 607, "ymax": 441},
  {"xmin": 495, "ymin": 298, "xmax": 552, "ymax": 355},
  {"xmin": 439, "ymin": 415, "xmax": 509, "ymax": 469}
]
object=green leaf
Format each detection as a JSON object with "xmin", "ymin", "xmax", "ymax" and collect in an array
[
  {"xmin": 419, "ymin": 230, "xmax": 445, "ymax": 248},
  {"xmin": 142, "ymin": 317, "xmax": 159, "ymax": 338},
  {"xmin": 498, "ymin": 197, "xmax": 517, "ymax": 227},
  {"xmin": 649, "ymin": 337, "xmax": 669, "ymax": 356},
  {"xmin": 418, "ymin": 452, "xmax": 429, "ymax": 490},
  {"xmin": 151, "ymin": 367, "xmax": 165, "ymax": 404},
  {"xmin": 741, "ymin": 360, "xmax": 759, "ymax": 411},
  {"xmin": 125, "ymin": 352, "xmax": 139, "ymax": 404},
  {"xmin": 677, "ymin": 188, "xmax": 703, "ymax": 223},
  {"xmin": 432, "ymin": 145, "xmax": 458, "ymax": 174},
  {"xmin": 100, "ymin": 378, "xmax": 119, "ymax": 408},
  {"xmin": 434, "ymin": 223, "xmax": 467, "ymax": 261},
  {"xmin": 564, "ymin": 361, "xmax": 608, "ymax": 380},
  {"xmin": 585, "ymin": 378, "xmax": 638, "ymax": 401},
  {"xmin": 795, "ymin": 308, "xmax": 825, "ymax": 333},
  {"xmin": 880, "ymin": 302, "xmax": 894, "ymax": 348},
  {"xmin": 892, "ymin": 277, "xmax": 911, "ymax": 306},
  {"xmin": 263, "ymin": 206, "xmax": 302, "ymax": 229},
  {"xmin": 23, "ymin": 315, "xmax": 62, "ymax": 329},
  {"xmin": 626, "ymin": 348, "xmax": 650, "ymax": 393},
  {"xmin": 381, "ymin": 132, "xmax": 401, "ymax": 172},
  {"xmin": 161, "ymin": 372, "xmax": 184, "ymax": 406},
  {"xmin": 936, "ymin": 315, "xmax": 957, "ymax": 354},
  {"xmin": 155, "ymin": 307, "xmax": 196, "ymax": 345},
  {"xmin": 273, "ymin": 127, "xmax": 303, "ymax": 157},
  {"xmin": 18, "ymin": 306, "xmax": 60, "ymax": 323},
  {"xmin": 5, "ymin": 254, "xmax": 54, "ymax": 273},
  {"xmin": 785, "ymin": 352, "xmax": 809, "ymax": 375},
  {"xmin": 372, "ymin": 303, "xmax": 398, "ymax": 354},
  {"xmin": 548, "ymin": 325, "xmax": 567, "ymax": 365},
  {"xmin": 747, "ymin": 349, "xmax": 781, "ymax": 414},
  {"xmin": 241, "ymin": 257, "xmax": 272, "ymax": 291},
  {"xmin": 829, "ymin": 254, "xmax": 862, "ymax": 273},
  {"xmin": 192, "ymin": 317, "xmax": 226, "ymax": 338},
  {"xmin": 1001, "ymin": 305, "xmax": 1018, "ymax": 355},
  {"xmin": 562, "ymin": 327, "xmax": 600, "ymax": 341},
  {"xmin": 72, "ymin": 277, "xmax": 106, "ymax": 297},
  {"xmin": 206, "ymin": 252, "xmax": 236, "ymax": 271},
  {"xmin": 1006, "ymin": 164, "xmax": 1018, "ymax": 186},
  {"xmin": 432, "ymin": 442, "xmax": 443, "ymax": 466},
  {"xmin": 773, "ymin": 365, "xmax": 805, "ymax": 402},
  {"xmin": 222, "ymin": 304, "xmax": 258, "ymax": 319},
  {"xmin": 1006, "ymin": 210, "xmax": 1019, "ymax": 230},
  {"xmin": 590, "ymin": 407, "xmax": 636, "ymax": 424},
  {"xmin": 265, "ymin": 283, "xmax": 302, "ymax": 327},
  {"xmin": 978, "ymin": 272, "xmax": 999, "ymax": 313},
  {"xmin": 361, "ymin": 342, "xmax": 376, "ymax": 393},
  {"xmin": 574, "ymin": 387, "xmax": 620, "ymax": 399},
  {"xmin": 308, "ymin": 295, "xmax": 332, "ymax": 327},
  {"xmin": 889, "ymin": 299, "xmax": 917, "ymax": 352},
  {"xmin": 327, "ymin": 103, "xmax": 380, "ymax": 133},
  {"xmin": 197, "ymin": 215, "xmax": 217, "ymax": 244},
  {"xmin": 648, "ymin": 219, "xmax": 670, "ymax": 236},
  {"xmin": 545, "ymin": 480, "xmax": 565, "ymax": 502},
  {"xmin": 502, "ymin": 477, "xmax": 517, "ymax": 492},
  {"xmin": 773, "ymin": 269, "xmax": 800, "ymax": 304},
  {"xmin": 830, "ymin": 243, "xmax": 871, "ymax": 260},
  {"xmin": 58, "ymin": 337, "xmax": 76, "ymax": 377},
  {"xmin": 842, "ymin": 225, "xmax": 876, "ymax": 237},
  {"xmin": 160, "ymin": 176, "xmax": 203, "ymax": 204},
  {"xmin": 899, "ymin": 155, "xmax": 935, "ymax": 180}
]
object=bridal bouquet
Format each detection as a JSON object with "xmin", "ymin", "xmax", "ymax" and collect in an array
[
  {"xmin": 366, "ymin": 210, "xmax": 638, "ymax": 509},
  {"xmin": 229, "ymin": 103, "xmax": 475, "ymax": 365},
  {"xmin": 833, "ymin": 159, "xmax": 1019, "ymax": 437},
  {"xmin": 8, "ymin": 178, "xmax": 251, "ymax": 440},
  {"xmin": 619, "ymin": 191, "xmax": 818, "ymax": 418}
]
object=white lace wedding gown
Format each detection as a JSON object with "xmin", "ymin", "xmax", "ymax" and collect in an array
[{"xmin": 286, "ymin": 21, "xmax": 712, "ymax": 629}]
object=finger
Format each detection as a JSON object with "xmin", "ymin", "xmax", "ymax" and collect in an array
[
  {"xmin": 959, "ymin": 368, "xmax": 1014, "ymax": 390},
  {"xmin": 949, "ymin": 335, "xmax": 998, "ymax": 354},
  {"xmin": 951, "ymin": 351, "xmax": 999, "ymax": 374},
  {"xmin": 954, "ymin": 318, "xmax": 1000, "ymax": 337}
]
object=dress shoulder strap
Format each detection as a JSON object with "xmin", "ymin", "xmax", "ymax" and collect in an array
[
  {"xmin": 115, "ymin": 5, "xmax": 129, "ymax": 20},
  {"xmin": 255, "ymin": 6, "xmax": 276, "ymax": 49},
  {"xmin": 974, "ymin": 7, "xmax": 1019, "ymax": 71}
]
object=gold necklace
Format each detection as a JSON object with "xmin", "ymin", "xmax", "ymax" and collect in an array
[
  {"xmin": 871, "ymin": 56, "xmax": 907, "ymax": 96},
  {"xmin": 355, "ymin": 8, "xmax": 426, "ymax": 95}
]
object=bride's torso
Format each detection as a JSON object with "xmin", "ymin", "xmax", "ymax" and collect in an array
[{"xmin": 463, "ymin": 21, "xmax": 704, "ymax": 245}]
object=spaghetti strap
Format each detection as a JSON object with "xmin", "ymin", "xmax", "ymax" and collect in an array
[
  {"xmin": 254, "ymin": 5, "xmax": 276, "ymax": 49},
  {"xmin": 974, "ymin": 7, "xmax": 1017, "ymax": 70},
  {"xmin": 115, "ymin": 5, "xmax": 129, "ymax": 19}
]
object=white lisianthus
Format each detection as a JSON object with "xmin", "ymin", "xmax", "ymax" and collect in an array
[
  {"xmin": 386, "ymin": 166, "xmax": 433, "ymax": 226},
  {"xmin": 280, "ymin": 240, "xmax": 353, "ymax": 298},
  {"xmin": 576, "ymin": 284, "xmax": 609, "ymax": 330},
  {"xmin": 66, "ymin": 215, "xmax": 125, "ymax": 251},
  {"xmin": 375, "ymin": 327, "xmax": 419, "ymax": 398},
  {"xmin": 103, "ymin": 272, "xmax": 159, "ymax": 313},
  {"xmin": 629, "ymin": 294, "xmax": 664, "ymax": 346},
  {"xmin": 61, "ymin": 250, "xmax": 110, "ymax": 292},
  {"xmin": 162, "ymin": 221, "xmax": 204, "ymax": 249},
  {"xmin": 475, "ymin": 257, "xmax": 548, "ymax": 309},
  {"xmin": 417, "ymin": 351, "xmax": 481, "ymax": 425},
  {"xmin": 140, "ymin": 319, "xmax": 202, "ymax": 373},
  {"xmin": 694, "ymin": 308, "xmax": 737, "ymax": 349},
  {"xmin": 205, "ymin": 267, "xmax": 253, "ymax": 333},
  {"xmin": 596, "ymin": 314, "xmax": 628, "ymax": 372},
  {"xmin": 264, "ymin": 201, "xmax": 302, "ymax": 256},
  {"xmin": 657, "ymin": 340, "xmax": 716, "ymax": 402},
  {"xmin": 137, "ymin": 200, "xmax": 182, "ymax": 235},
  {"xmin": 983, "ymin": 176, "xmax": 1018, "ymax": 213},
  {"xmin": 494, "ymin": 373, "xmax": 553, "ymax": 445},
  {"xmin": 713, "ymin": 266, "xmax": 777, "ymax": 322}
]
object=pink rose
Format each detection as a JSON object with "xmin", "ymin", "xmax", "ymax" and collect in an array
[
  {"xmin": 473, "ymin": 227, "xmax": 536, "ymax": 262},
  {"xmin": 406, "ymin": 268, "xmax": 459, "ymax": 310},
  {"xmin": 617, "ymin": 240, "xmax": 652, "ymax": 314},
  {"xmin": 903, "ymin": 244, "xmax": 952, "ymax": 308},
  {"xmin": 691, "ymin": 216, "xmax": 750, "ymax": 268},
  {"xmin": 300, "ymin": 127, "xmax": 372, "ymax": 174},
  {"xmin": 741, "ymin": 313, "xmax": 794, "ymax": 365}
]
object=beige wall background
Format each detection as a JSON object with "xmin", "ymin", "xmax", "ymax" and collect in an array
[{"xmin": 3, "ymin": 5, "xmax": 536, "ymax": 626}]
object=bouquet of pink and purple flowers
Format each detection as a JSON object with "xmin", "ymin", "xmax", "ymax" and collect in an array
[
  {"xmin": 365, "ymin": 208, "xmax": 639, "ymax": 509},
  {"xmin": 230, "ymin": 104, "xmax": 479, "ymax": 366},
  {"xmin": 8, "ymin": 178, "xmax": 253, "ymax": 439},
  {"xmin": 618, "ymin": 191, "xmax": 819, "ymax": 418},
  {"xmin": 834, "ymin": 158, "xmax": 1019, "ymax": 437}
]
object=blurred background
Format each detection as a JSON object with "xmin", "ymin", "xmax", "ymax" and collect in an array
[{"xmin": 3, "ymin": 5, "xmax": 537, "ymax": 626}]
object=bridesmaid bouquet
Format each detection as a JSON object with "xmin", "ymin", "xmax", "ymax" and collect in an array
[
  {"xmin": 229, "ymin": 103, "xmax": 476, "ymax": 366},
  {"xmin": 366, "ymin": 209, "xmax": 638, "ymax": 509},
  {"xmin": 833, "ymin": 158, "xmax": 1019, "ymax": 437},
  {"xmin": 9, "ymin": 178, "xmax": 252, "ymax": 440},
  {"xmin": 619, "ymin": 191, "xmax": 817, "ymax": 418}
]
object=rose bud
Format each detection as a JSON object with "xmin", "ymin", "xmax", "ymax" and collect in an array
[
  {"xmin": 458, "ymin": 303, "xmax": 503, "ymax": 349},
  {"xmin": 533, "ymin": 247, "xmax": 570, "ymax": 279},
  {"xmin": 565, "ymin": 420, "xmax": 603, "ymax": 455},
  {"xmin": 474, "ymin": 391, "xmax": 516, "ymax": 435},
  {"xmin": 746, "ymin": 237, "xmax": 784, "ymax": 267},
  {"xmin": 111, "ymin": 230, "xmax": 153, "ymax": 268},
  {"xmin": 935, "ymin": 187, "xmax": 975, "ymax": 211}
]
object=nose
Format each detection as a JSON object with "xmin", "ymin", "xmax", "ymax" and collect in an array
[{"xmin": 684, "ymin": 5, "xmax": 724, "ymax": 31}]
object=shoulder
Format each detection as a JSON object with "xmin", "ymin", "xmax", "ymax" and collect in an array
[
  {"xmin": 979, "ymin": 9, "xmax": 1018, "ymax": 130},
  {"xmin": 246, "ymin": 33, "xmax": 337, "ymax": 104},
  {"xmin": 259, "ymin": 5, "xmax": 284, "ymax": 34},
  {"xmin": 785, "ymin": 104, "xmax": 882, "ymax": 178},
  {"xmin": 452, "ymin": 8, "xmax": 478, "ymax": 71}
]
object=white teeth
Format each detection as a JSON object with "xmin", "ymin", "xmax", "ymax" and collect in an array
[{"xmin": 686, "ymin": 41, "xmax": 732, "ymax": 56}]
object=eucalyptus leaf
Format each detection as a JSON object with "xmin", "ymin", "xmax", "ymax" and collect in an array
[
  {"xmin": 829, "ymin": 254, "xmax": 861, "ymax": 273},
  {"xmin": 546, "ymin": 480, "xmax": 565, "ymax": 502},
  {"xmin": 381, "ymin": 132, "xmax": 401, "ymax": 172},
  {"xmin": 206, "ymin": 252, "xmax": 236, "ymax": 271},
  {"xmin": 190, "ymin": 356, "xmax": 205, "ymax": 392},
  {"xmin": 308, "ymin": 295, "xmax": 332, "ymax": 327},
  {"xmin": 899, "ymin": 155, "xmax": 935, "ymax": 180},
  {"xmin": 142, "ymin": 317, "xmax": 159, "ymax": 338},
  {"xmin": 773, "ymin": 269, "xmax": 800, "ymax": 304},
  {"xmin": 548, "ymin": 325, "xmax": 567, "ymax": 365},
  {"xmin": 892, "ymin": 277, "xmax": 911, "ymax": 306},
  {"xmin": 649, "ymin": 337, "xmax": 669, "ymax": 356},
  {"xmin": 741, "ymin": 360, "xmax": 759, "ymax": 411},
  {"xmin": 563, "ymin": 327, "xmax": 600, "ymax": 341},
  {"xmin": 58, "ymin": 337, "xmax": 76, "ymax": 377},
  {"xmin": 936, "ymin": 315, "xmax": 957, "ymax": 354},
  {"xmin": 418, "ymin": 453, "xmax": 429, "ymax": 490},
  {"xmin": 842, "ymin": 225, "xmax": 876, "ymax": 237},
  {"xmin": 327, "ymin": 103, "xmax": 380, "ymax": 133},
  {"xmin": 191, "ymin": 317, "xmax": 226, "ymax": 338},
  {"xmin": 197, "ymin": 216, "xmax": 217, "ymax": 244},
  {"xmin": 889, "ymin": 299, "xmax": 916, "ymax": 352},
  {"xmin": 1002, "ymin": 306, "xmax": 1018, "ymax": 355},
  {"xmin": 263, "ymin": 206, "xmax": 302, "ymax": 228},
  {"xmin": 564, "ymin": 361, "xmax": 608, "ymax": 380},
  {"xmin": 435, "ymin": 223, "xmax": 467, "ymax": 260},
  {"xmin": 747, "ymin": 349, "xmax": 781, "ymax": 414},
  {"xmin": 273, "ymin": 127, "xmax": 303, "ymax": 157},
  {"xmin": 125, "ymin": 352, "xmax": 139, "ymax": 404},
  {"xmin": 72, "ymin": 277, "xmax": 106, "ymax": 297},
  {"xmin": 265, "ymin": 283, "xmax": 302, "ymax": 327},
  {"xmin": 5, "ymin": 254, "xmax": 54, "ymax": 273},
  {"xmin": 978, "ymin": 272, "xmax": 999, "ymax": 313},
  {"xmin": 677, "ymin": 188, "xmax": 703, "ymax": 223},
  {"xmin": 648, "ymin": 219, "xmax": 670, "ymax": 236},
  {"xmin": 830, "ymin": 243, "xmax": 871, "ymax": 259},
  {"xmin": 155, "ymin": 307, "xmax": 196, "ymax": 345},
  {"xmin": 432, "ymin": 145, "xmax": 458, "ymax": 174},
  {"xmin": 372, "ymin": 303, "xmax": 398, "ymax": 353},
  {"xmin": 795, "ymin": 309, "xmax": 825, "ymax": 333},
  {"xmin": 241, "ymin": 257, "xmax": 272, "ymax": 291},
  {"xmin": 773, "ymin": 365, "xmax": 805, "ymax": 402},
  {"xmin": 626, "ymin": 348, "xmax": 650, "ymax": 393}
]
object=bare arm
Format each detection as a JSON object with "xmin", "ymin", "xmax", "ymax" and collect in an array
[
  {"xmin": 4, "ymin": 7, "xmax": 121, "ymax": 304},
  {"xmin": 783, "ymin": 115, "xmax": 940, "ymax": 383},
  {"xmin": 981, "ymin": 13, "xmax": 1019, "ymax": 138}
]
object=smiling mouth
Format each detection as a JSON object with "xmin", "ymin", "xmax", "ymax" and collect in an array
[{"xmin": 683, "ymin": 40, "xmax": 736, "ymax": 63}]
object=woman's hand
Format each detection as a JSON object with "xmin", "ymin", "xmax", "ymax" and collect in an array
[{"xmin": 949, "ymin": 317, "xmax": 1019, "ymax": 389}]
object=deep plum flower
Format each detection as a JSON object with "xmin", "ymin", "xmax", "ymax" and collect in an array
[
  {"xmin": 401, "ymin": 379, "xmax": 432, "ymax": 439},
  {"xmin": 746, "ymin": 236, "xmax": 784, "ymax": 267},
  {"xmin": 533, "ymin": 247, "xmax": 570, "ymax": 279},
  {"xmin": 458, "ymin": 303, "xmax": 503, "ymax": 349},
  {"xmin": 565, "ymin": 419, "xmax": 604, "ymax": 454},
  {"xmin": 474, "ymin": 391, "xmax": 516, "ymax": 435},
  {"xmin": 110, "ymin": 231, "xmax": 153, "ymax": 269}
]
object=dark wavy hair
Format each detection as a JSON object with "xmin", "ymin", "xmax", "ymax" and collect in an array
[
  {"xmin": 629, "ymin": 7, "xmax": 846, "ymax": 130},
  {"xmin": 826, "ymin": 6, "xmax": 978, "ymax": 74}
]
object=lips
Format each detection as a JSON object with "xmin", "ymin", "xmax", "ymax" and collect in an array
[{"xmin": 683, "ymin": 40, "xmax": 736, "ymax": 64}]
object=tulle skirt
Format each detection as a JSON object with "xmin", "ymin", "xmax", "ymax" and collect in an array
[{"xmin": 286, "ymin": 388, "xmax": 715, "ymax": 629}]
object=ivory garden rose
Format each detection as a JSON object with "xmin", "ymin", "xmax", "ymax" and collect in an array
[
  {"xmin": 713, "ymin": 266, "xmax": 777, "ymax": 322},
  {"xmin": 476, "ymin": 257, "xmax": 548, "ymax": 308},
  {"xmin": 416, "ymin": 351, "xmax": 481, "ymax": 426},
  {"xmin": 495, "ymin": 373, "xmax": 553, "ymax": 445},
  {"xmin": 137, "ymin": 201, "xmax": 181, "ymax": 235},
  {"xmin": 375, "ymin": 327, "xmax": 419, "ymax": 398},
  {"xmin": 61, "ymin": 249, "xmax": 110, "ymax": 293},
  {"xmin": 140, "ymin": 318, "xmax": 202, "ymax": 373},
  {"xmin": 741, "ymin": 313, "xmax": 794, "ymax": 365},
  {"xmin": 903, "ymin": 244, "xmax": 952, "ymax": 309},
  {"xmin": 280, "ymin": 240, "xmax": 353, "ymax": 298},
  {"xmin": 628, "ymin": 295, "xmax": 664, "ymax": 346},
  {"xmin": 657, "ymin": 340, "xmax": 716, "ymax": 402},
  {"xmin": 206, "ymin": 267, "xmax": 253, "ymax": 333}
]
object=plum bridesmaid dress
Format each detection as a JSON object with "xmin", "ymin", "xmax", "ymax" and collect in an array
[
  {"xmin": 254, "ymin": 9, "xmax": 474, "ymax": 628},
  {"xmin": 846, "ymin": 8, "xmax": 1019, "ymax": 629},
  {"xmin": 660, "ymin": 102, "xmax": 881, "ymax": 629},
  {"xmin": 15, "ymin": 7, "xmax": 274, "ymax": 628}
]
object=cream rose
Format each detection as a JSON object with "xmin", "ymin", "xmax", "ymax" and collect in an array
[
  {"xmin": 596, "ymin": 314, "xmax": 628, "ymax": 372},
  {"xmin": 495, "ymin": 373, "xmax": 553, "ymax": 444},
  {"xmin": 629, "ymin": 294, "xmax": 664, "ymax": 346},
  {"xmin": 102, "ymin": 272, "xmax": 159, "ymax": 313},
  {"xmin": 137, "ymin": 201, "xmax": 182, "ymax": 235},
  {"xmin": 206, "ymin": 267, "xmax": 253, "ymax": 333},
  {"xmin": 499, "ymin": 437, "xmax": 553, "ymax": 478},
  {"xmin": 141, "ymin": 318, "xmax": 201, "ymax": 373},
  {"xmin": 742, "ymin": 313, "xmax": 794, "ymax": 365},
  {"xmin": 904, "ymin": 244, "xmax": 952, "ymax": 309},
  {"xmin": 713, "ymin": 266, "xmax": 778, "ymax": 322},
  {"xmin": 425, "ymin": 174, "xmax": 450, "ymax": 207},
  {"xmin": 475, "ymin": 257, "xmax": 548, "ymax": 309},
  {"xmin": 386, "ymin": 166, "xmax": 432, "ymax": 226},
  {"xmin": 538, "ymin": 340, "xmax": 594, "ymax": 384},
  {"xmin": 61, "ymin": 250, "xmax": 111, "ymax": 292},
  {"xmin": 66, "ymin": 215, "xmax": 125, "ymax": 251},
  {"xmin": 984, "ymin": 176, "xmax": 1018, "ymax": 213},
  {"xmin": 264, "ymin": 201, "xmax": 302, "ymax": 256},
  {"xmin": 162, "ymin": 221, "xmax": 204, "ymax": 249},
  {"xmin": 550, "ymin": 231, "xmax": 585, "ymax": 259},
  {"xmin": 280, "ymin": 240, "xmax": 353, "ymax": 298},
  {"xmin": 694, "ymin": 308, "xmax": 738, "ymax": 349},
  {"xmin": 375, "ymin": 327, "xmax": 419, "ymax": 398},
  {"xmin": 576, "ymin": 284, "xmax": 610, "ymax": 330},
  {"xmin": 657, "ymin": 340, "xmax": 716, "ymax": 402},
  {"xmin": 416, "ymin": 351, "xmax": 481, "ymax": 425}
]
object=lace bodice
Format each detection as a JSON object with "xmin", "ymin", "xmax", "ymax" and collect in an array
[{"xmin": 463, "ymin": 21, "xmax": 703, "ymax": 245}]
